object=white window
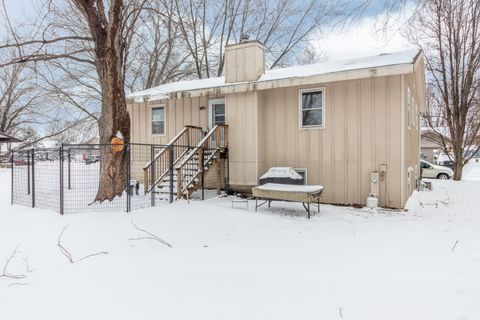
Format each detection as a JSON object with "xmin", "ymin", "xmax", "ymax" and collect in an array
[
  {"xmin": 412, "ymin": 97, "xmax": 420, "ymax": 128},
  {"xmin": 407, "ymin": 167, "xmax": 414, "ymax": 194},
  {"xmin": 151, "ymin": 106, "xmax": 165, "ymax": 135},
  {"xmin": 208, "ymin": 98, "xmax": 225, "ymax": 128},
  {"xmin": 299, "ymin": 88, "xmax": 325, "ymax": 128},
  {"xmin": 407, "ymin": 87, "xmax": 413, "ymax": 128}
]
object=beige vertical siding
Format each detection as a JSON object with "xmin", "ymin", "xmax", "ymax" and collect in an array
[
  {"xmin": 128, "ymin": 95, "xmax": 222, "ymax": 144},
  {"xmin": 128, "ymin": 61, "xmax": 424, "ymax": 208},
  {"xmin": 254, "ymin": 76, "xmax": 404, "ymax": 207},
  {"xmin": 225, "ymin": 41, "xmax": 265, "ymax": 83},
  {"xmin": 127, "ymin": 95, "xmax": 221, "ymax": 185},
  {"xmin": 401, "ymin": 56, "xmax": 425, "ymax": 203},
  {"xmin": 226, "ymin": 91, "xmax": 260, "ymax": 186}
]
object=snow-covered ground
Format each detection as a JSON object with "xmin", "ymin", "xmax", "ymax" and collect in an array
[{"xmin": 0, "ymin": 163, "xmax": 480, "ymax": 320}]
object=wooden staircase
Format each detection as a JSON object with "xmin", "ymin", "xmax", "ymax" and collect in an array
[{"xmin": 142, "ymin": 124, "xmax": 228, "ymax": 201}]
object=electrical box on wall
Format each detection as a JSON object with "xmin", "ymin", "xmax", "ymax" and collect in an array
[{"xmin": 380, "ymin": 164, "xmax": 387, "ymax": 181}]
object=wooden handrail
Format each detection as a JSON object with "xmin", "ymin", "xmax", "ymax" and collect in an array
[
  {"xmin": 175, "ymin": 124, "xmax": 228, "ymax": 198},
  {"xmin": 175, "ymin": 124, "xmax": 227, "ymax": 170},
  {"xmin": 142, "ymin": 126, "xmax": 189, "ymax": 170},
  {"xmin": 143, "ymin": 125, "xmax": 203, "ymax": 194}
]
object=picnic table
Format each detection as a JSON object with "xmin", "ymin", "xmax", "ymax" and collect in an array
[{"xmin": 252, "ymin": 183, "xmax": 323, "ymax": 219}]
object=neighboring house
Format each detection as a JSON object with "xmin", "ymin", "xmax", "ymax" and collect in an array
[
  {"xmin": 126, "ymin": 40, "xmax": 425, "ymax": 208},
  {"xmin": 0, "ymin": 132, "xmax": 22, "ymax": 154},
  {"xmin": 421, "ymin": 129, "xmax": 448, "ymax": 163}
]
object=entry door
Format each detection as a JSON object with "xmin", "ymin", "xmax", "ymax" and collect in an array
[
  {"xmin": 208, "ymin": 98, "xmax": 225, "ymax": 147},
  {"xmin": 208, "ymin": 98, "xmax": 225, "ymax": 129}
]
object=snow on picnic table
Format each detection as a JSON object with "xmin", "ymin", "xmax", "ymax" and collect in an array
[{"xmin": 0, "ymin": 164, "xmax": 480, "ymax": 320}]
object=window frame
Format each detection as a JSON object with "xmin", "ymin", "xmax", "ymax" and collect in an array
[
  {"xmin": 407, "ymin": 87, "xmax": 413, "ymax": 129},
  {"xmin": 150, "ymin": 104, "xmax": 166, "ymax": 136},
  {"xmin": 293, "ymin": 168, "xmax": 307, "ymax": 185},
  {"xmin": 208, "ymin": 98, "xmax": 226, "ymax": 129},
  {"xmin": 298, "ymin": 87, "xmax": 326, "ymax": 130}
]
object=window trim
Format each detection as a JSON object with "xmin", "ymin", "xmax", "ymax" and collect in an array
[
  {"xmin": 298, "ymin": 87, "xmax": 326, "ymax": 130},
  {"xmin": 407, "ymin": 87, "xmax": 413, "ymax": 129},
  {"xmin": 150, "ymin": 104, "xmax": 166, "ymax": 136},
  {"xmin": 293, "ymin": 168, "xmax": 307, "ymax": 185}
]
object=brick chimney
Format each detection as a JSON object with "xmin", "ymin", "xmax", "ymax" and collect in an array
[{"xmin": 224, "ymin": 36, "xmax": 265, "ymax": 83}]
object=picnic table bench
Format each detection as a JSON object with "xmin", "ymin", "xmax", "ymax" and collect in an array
[{"xmin": 252, "ymin": 183, "xmax": 323, "ymax": 219}]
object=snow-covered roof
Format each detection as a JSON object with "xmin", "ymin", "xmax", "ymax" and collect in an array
[
  {"xmin": 422, "ymin": 127, "xmax": 451, "ymax": 139},
  {"xmin": 259, "ymin": 49, "xmax": 420, "ymax": 82},
  {"xmin": 259, "ymin": 167, "xmax": 303, "ymax": 180},
  {"xmin": 0, "ymin": 132, "xmax": 21, "ymax": 143},
  {"xmin": 128, "ymin": 49, "xmax": 421, "ymax": 101},
  {"xmin": 41, "ymin": 140, "xmax": 59, "ymax": 148},
  {"xmin": 128, "ymin": 77, "xmax": 226, "ymax": 101}
]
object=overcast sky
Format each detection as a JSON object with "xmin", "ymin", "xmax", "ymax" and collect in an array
[
  {"xmin": 317, "ymin": 17, "xmax": 412, "ymax": 61},
  {"xmin": 316, "ymin": 0, "xmax": 415, "ymax": 61},
  {"xmin": 2, "ymin": 0, "xmax": 414, "ymax": 62}
]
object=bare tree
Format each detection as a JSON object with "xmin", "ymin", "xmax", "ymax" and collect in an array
[
  {"xmin": 172, "ymin": 0, "xmax": 343, "ymax": 79},
  {"xmin": 407, "ymin": 0, "xmax": 480, "ymax": 180},
  {"xmin": 0, "ymin": 0, "xmax": 148, "ymax": 201},
  {"xmin": 0, "ymin": 62, "xmax": 42, "ymax": 135}
]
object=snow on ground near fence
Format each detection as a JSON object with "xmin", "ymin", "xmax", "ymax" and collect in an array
[{"xmin": 0, "ymin": 163, "xmax": 480, "ymax": 320}]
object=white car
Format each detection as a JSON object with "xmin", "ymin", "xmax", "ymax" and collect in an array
[{"xmin": 420, "ymin": 160, "xmax": 453, "ymax": 179}]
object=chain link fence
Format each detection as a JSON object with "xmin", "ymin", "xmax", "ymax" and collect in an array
[{"xmin": 10, "ymin": 143, "xmax": 201, "ymax": 214}]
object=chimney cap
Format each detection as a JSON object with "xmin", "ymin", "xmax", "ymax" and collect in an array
[
  {"xmin": 240, "ymin": 34, "xmax": 250, "ymax": 42},
  {"xmin": 225, "ymin": 39, "xmax": 266, "ymax": 50}
]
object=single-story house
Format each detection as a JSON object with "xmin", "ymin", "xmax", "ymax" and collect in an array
[
  {"xmin": 0, "ymin": 132, "xmax": 21, "ymax": 153},
  {"xmin": 420, "ymin": 128, "xmax": 450, "ymax": 163},
  {"xmin": 126, "ymin": 40, "xmax": 425, "ymax": 208}
]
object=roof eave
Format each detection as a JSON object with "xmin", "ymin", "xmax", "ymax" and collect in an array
[{"xmin": 177, "ymin": 62, "xmax": 415, "ymax": 98}]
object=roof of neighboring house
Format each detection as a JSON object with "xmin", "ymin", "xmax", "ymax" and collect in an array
[
  {"xmin": 128, "ymin": 48, "xmax": 422, "ymax": 101},
  {"xmin": 0, "ymin": 132, "xmax": 22, "ymax": 143}
]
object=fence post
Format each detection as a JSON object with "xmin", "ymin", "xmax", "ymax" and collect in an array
[
  {"xmin": 59, "ymin": 146, "xmax": 64, "ymax": 215},
  {"xmin": 126, "ymin": 144, "xmax": 131, "ymax": 212},
  {"xmin": 169, "ymin": 144, "xmax": 174, "ymax": 203},
  {"xmin": 150, "ymin": 145, "xmax": 155, "ymax": 207},
  {"xmin": 67, "ymin": 148, "xmax": 71, "ymax": 190},
  {"xmin": 10, "ymin": 151, "xmax": 13, "ymax": 205},
  {"xmin": 202, "ymin": 148, "xmax": 206, "ymax": 200},
  {"xmin": 31, "ymin": 149, "xmax": 35, "ymax": 208},
  {"xmin": 27, "ymin": 150, "xmax": 30, "ymax": 195}
]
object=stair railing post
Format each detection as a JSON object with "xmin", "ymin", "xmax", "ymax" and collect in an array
[
  {"xmin": 150, "ymin": 144, "xmax": 155, "ymax": 207},
  {"xmin": 223, "ymin": 126, "xmax": 228, "ymax": 148},
  {"xmin": 169, "ymin": 144, "xmax": 174, "ymax": 203},
  {"xmin": 186, "ymin": 127, "xmax": 190, "ymax": 148},
  {"xmin": 143, "ymin": 167, "xmax": 149, "ymax": 195},
  {"xmin": 176, "ymin": 167, "xmax": 182, "ymax": 199},
  {"xmin": 199, "ymin": 147, "xmax": 204, "ymax": 200},
  {"xmin": 216, "ymin": 148, "xmax": 221, "ymax": 195},
  {"xmin": 215, "ymin": 127, "xmax": 220, "ymax": 149}
]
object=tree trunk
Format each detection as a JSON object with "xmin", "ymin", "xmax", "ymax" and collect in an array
[
  {"xmin": 68, "ymin": 0, "xmax": 131, "ymax": 202},
  {"xmin": 453, "ymin": 148, "xmax": 463, "ymax": 181},
  {"xmin": 94, "ymin": 46, "xmax": 130, "ymax": 202}
]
